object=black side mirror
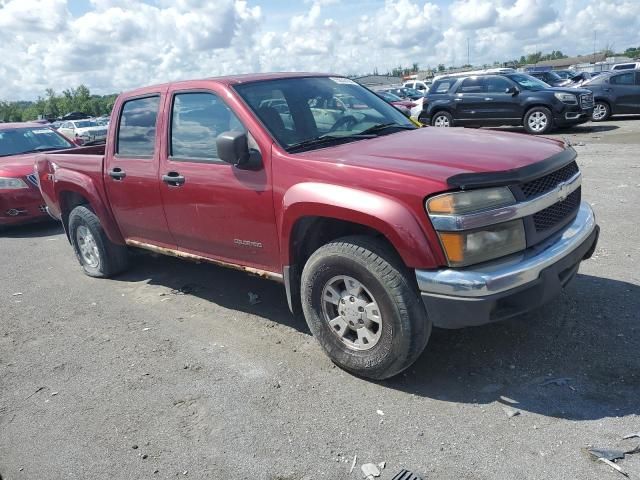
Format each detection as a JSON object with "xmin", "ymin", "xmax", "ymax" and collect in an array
[
  {"xmin": 216, "ymin": 131, "xmax": 261, "ymax": 170},
  {"xmin": 506, "ymin": 86, "xmax": 520, "ymax": 96}
]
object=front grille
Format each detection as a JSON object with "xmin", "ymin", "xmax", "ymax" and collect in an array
[
  {"xmin": 533, "ymin": 188, "xmax": 581, "ymax": 231},
  {"xmin": 580, "ymin": 93, "xmax": 594, "ymax": 109},
  {"xmin": 26, "ymin": 173, "xmax": 39, "ymax": 187},
  {"xmin": 520, "ymin": 161, "xmax": 579, "ymax": 199}
]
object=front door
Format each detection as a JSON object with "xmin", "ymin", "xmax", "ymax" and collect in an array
[
  {"xmin": 158, "ymin": 88, "xmax": 280, "ymax": 273},
  {"xmin": 609, "ymin": 72, "xmax": 638, "ymax": 113},
  {"xmin": 481, "ymin": 76, "xmax": 522, "ymax": 122},
  {"xmin": 104, "ymin": 91, "xmax": 176, "ymax": 248}
]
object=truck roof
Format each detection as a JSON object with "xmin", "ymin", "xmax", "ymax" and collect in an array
[{"xmin": 122, "ymin": 72, "xmax": 336, "ymax": 98}]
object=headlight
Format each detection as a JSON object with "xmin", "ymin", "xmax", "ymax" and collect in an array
[
  {"xmin": 427, "ymin": 187, "xmax": 515, "ymax": 215},
  {"xmin": 437, "ymin": 219, "xmax": 526, "ymax": 267},
  {"xmin": 554, "ymin": 92, "xmax": 577, "ymax": 104},
  {"xmin": 426, "ymin": 187, "xmax": 526, "ymax": 267},
  {"xmin": 0, "ymin": 177, "xmax": 29, "ymax": 189}
]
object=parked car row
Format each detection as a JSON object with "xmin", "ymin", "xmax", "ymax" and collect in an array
[{"xmin": 416, "ymin": 69, "xmax": 639, "ymax": 134}]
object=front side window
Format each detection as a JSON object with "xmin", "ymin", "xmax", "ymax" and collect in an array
[
  {"xmin": 116, "ymin": 96, "xmax": 160, "ymax": 157},
  {"xmin": 171, "ymin": 92, "xmax": 246, "ymax": 161},
  {"xmin": 234, "ymin": 76, "xmax": 413, "ymax": 153},
  {"xmin": 484, "ymin": 76, "xmax": 513, "ymax": 93},
  {"xmin": 610, "ymin": 72, "xmax": 634, "ymax": 85},
  {"xmin": 0, "ymin": 127, "xmax": 74, "ymax": 157}
]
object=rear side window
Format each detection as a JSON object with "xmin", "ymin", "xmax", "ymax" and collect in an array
[
  {"xmin": 459, "ymin": 77, "xmax": 485, "ymax": 93},
  {"xmin": 116, "ymin": 96, "xmax": 160, "ymax": 157},
  {"xmin": 170, "ymin": 92, "xmax": 245, "ymax": 162},
  {"xmin": 610, "ymin": 73, "xmax": 635, "ymax": 85}
]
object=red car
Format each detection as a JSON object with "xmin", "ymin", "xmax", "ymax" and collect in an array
[
  {"xmin": 375, "ymin": 90, "xmax": 416, "ymax": 115},
  {"xmin": 36, "ymin": 73, "xmax": 598, "ymax": 379},
  {"xmin": 0, "ymin": 122, "xmax": 75, "ymax": 229}
]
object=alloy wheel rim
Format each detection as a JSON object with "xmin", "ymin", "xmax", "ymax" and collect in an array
[
  {"xmin": 434, "ymin": 115, "xmax": 450, "ymax": 127},
  {"xmin": 528, "ymin": 111, "xmax": 548, "ymax": 132},
  {"xmin": 76, "ymin": 225, "xmax": 100, "ymax": 268},
  {"xmin": 593, "ymin": 103, "xmax": 607, "ymax": 120},
  {"xmin": 321, "ymin": 275, "xmax": 382, "ymax": 351}
]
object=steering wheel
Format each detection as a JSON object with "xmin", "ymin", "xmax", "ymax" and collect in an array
[{"xmin": 327, "ymin": 115, "xmax": 359, "ymax": 134}]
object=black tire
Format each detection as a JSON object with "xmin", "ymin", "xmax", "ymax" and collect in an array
[
  {"xmin": 68, "ymin": 205, "xmax": 129, "ymax": 278},
  {"xmin": 523, "ymin": 106, "xmax": 554, "ymax": 135},
  {"xmin": 300, "ymin": 235, "xmax": 431, "ymax": 380},
  {"xmin": 591, "ymin": 101, "xmax": 611, "ymax": 122},
  {"xmin": 430, "ymin": 110, "xmax": 454, "ymax": 128}
]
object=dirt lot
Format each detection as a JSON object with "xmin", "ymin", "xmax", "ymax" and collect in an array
[{"xmin": 1, "ymin": 116, "xmax": 639, "ymax": 480}]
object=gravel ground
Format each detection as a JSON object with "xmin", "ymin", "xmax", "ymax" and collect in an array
[{"xmin": 1, "ymin": 116, "xmax": 639, "ymax": 480}]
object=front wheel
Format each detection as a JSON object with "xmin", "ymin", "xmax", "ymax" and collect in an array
[
  {"xmin": 300, "ymin": 235, "xmax": 431, "ymax": 380},
  {"xmin": 591, "ymin": 101, "xmax": 610, "ymax": 121},
  {"xmin": 68, "ymin": 205, "xmax": 129, "ymax": 278},
  {"xmin": 523, "ymin": 106, "xmax": 553, "ymax": 134}
]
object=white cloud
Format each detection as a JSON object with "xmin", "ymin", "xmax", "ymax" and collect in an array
[{"xmin": 1, "ymin": 0, "xmax": 640, "ymax": 100}]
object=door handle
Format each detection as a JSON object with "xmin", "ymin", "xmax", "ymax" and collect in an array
[
  {"xmin": 454, "ymin": 98, "xmax": 463, "ymax": 101},
  {"xmin": 108, "ymin": 168, "xmax": 126, "ymax": 180},
  {"xmin": 162, "ymin": 172, "xmax": 186, "ymax": 186},
  {"xmin": 484, "ymin": 97, "xmax": 493, "ymax": 101}
]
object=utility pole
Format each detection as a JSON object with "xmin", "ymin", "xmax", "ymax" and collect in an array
[
  {"xmin": 467, "ymin": 37, "xmax": 470, "ymax": 66},
  {"xmin": 593, "ymin": 31, "xmax": 596, "ymax": 63}
]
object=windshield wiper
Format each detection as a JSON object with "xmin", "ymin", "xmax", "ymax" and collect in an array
[
  {"xmin": 22, "ymin": 146, "xmax": 69, "ymax": 154},
  {"xmin": 286, "ymin": 134, "xmax": 375, "ymax": 153},
  {"xmin": 357, "ymin": 123, "xmax": 415, "ymax": 135}
]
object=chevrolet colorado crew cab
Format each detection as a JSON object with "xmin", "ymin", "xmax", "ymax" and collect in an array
[{"xmin": 36, "ymin": 73, "xmax": 599, "ymax": 380}]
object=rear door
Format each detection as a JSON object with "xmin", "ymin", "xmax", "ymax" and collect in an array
[
  {"xmin": 609, "ymin": 72, "xmax": 637, "ymax": 113},
  {"xmin": 455, "ymin": 77, "xmax": 486, "ymax": 123},
  {"xmin": 480, "ymin": 76, "xmax": 521, "ymax": 122},
  {"xmin": 104, "ymin": 91, "xmax": 176, "ymax": 248},
  {"xmin": 158, "ymin": 86, "xmax": 280, "ymax": 272}
]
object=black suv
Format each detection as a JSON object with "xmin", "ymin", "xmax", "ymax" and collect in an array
[
  {"xmin": 421, "ymin": 73, "xmax": 594, "ymax": 134},
  {"xmin": 582, "ymin": 70, "xmax": 640, "ymax": 121}
]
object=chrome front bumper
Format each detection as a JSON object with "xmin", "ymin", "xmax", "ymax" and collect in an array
[{"xmin": 416, "ymin": 202, "xmax": 598, "ymax": 327}]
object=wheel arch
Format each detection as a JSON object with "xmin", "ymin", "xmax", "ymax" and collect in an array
[{"xmin": 54, "ymin": 174, "xmax": 124, "ymax": 245}]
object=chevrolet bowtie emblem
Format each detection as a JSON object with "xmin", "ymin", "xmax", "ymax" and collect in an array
[{"xmin": 557, "ymin": 181, "xmax": 571, "ymax": 202}]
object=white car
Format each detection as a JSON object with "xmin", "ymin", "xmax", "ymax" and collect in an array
[
  {"xmin": 403, "ymin": 80, "xmax": 430, "ymax": 93},
  {"xmin": 611, "ymin": 62, "xmax": 640, "ymax": 71},
  {"xmin": 57, "ymin": 119, "xmax": 108, "ymax": 144}
]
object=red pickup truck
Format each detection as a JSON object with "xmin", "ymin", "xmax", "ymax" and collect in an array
[{"xmin": 36, "ymin": 73, "xmax": 599, "ymax": 379}]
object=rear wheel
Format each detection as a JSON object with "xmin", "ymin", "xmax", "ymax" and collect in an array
[
  {"xmin": 523, "ymin": 106, "xmax": 553, "ymax": 134},
  {"xmin": 431, "ymin": 111, "xmax": 453, "ymax": 128},
  {"xmin": 300, "ymin": 235, "xmax": 431, "ymax": 380},
  {"xmin": 68, "ymin": 205, "xmax": 129, "ymax": 278},
  {"xmin": 591, "ymin": 101, "xmax": 610, "ymax": 121}
]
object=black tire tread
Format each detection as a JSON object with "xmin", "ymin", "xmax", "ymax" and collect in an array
[
  {"xmin": 68, "ymin": 205, "xmax": 129, "ymax": 278},
  {"xmin": 301, "ymin": 235, "xmax": 431, "ymax": 380}
]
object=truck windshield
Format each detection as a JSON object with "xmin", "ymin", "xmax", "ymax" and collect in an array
[
  {"xmin": 507, "ymin": 74, "xmax": 550, "ymax": 90},
  {"xmin": 234, "ymin": 76, "xmax": 415, "ymax": 153},
  {"xmin": 0, "ymin": 126, "xmax": 74, "ymax": 157}
]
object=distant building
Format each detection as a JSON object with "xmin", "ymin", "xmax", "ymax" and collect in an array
[{"xmin": 353, "ymin": 75, "xmax": 402, "ymax": 87}]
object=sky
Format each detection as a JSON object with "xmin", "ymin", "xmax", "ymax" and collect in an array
[{"xmin": 0, "ymin": 0, "xmax": 639, "ymax": 100}]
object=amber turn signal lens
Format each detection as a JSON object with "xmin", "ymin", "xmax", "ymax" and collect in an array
[{"xmin": 438, "ymin": 232, "xmax": 465, "ymax": 263}]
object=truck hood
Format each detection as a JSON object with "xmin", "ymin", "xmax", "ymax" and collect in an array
[{"xmin": 299, "ymin": 127, "xmax": 566, "ymax": 186}]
